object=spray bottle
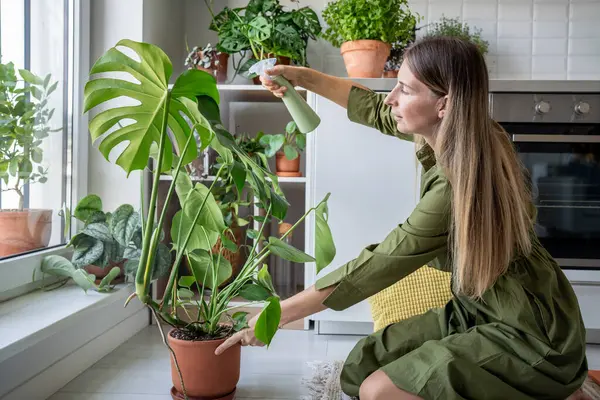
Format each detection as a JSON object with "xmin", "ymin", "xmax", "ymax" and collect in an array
[{"xmin": 249, "ymin": 58, "xmax": 321, "ymax": 134}]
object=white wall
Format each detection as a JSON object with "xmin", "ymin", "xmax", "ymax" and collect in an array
[
  {"xmin": 184, "ymin": 0, "xmax": 600, "ymax": 81},
  {"xmin": 88, "ymin": 0, "xmax": 144, "ymax": 212}
]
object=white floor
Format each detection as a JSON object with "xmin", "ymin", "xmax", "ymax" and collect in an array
[{"xmin": 48, "ymin": 326, "xmax": 600, "ymax": 400}]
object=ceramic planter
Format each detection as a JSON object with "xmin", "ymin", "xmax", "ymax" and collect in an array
[
  {"xmin": 84, "ymin": 260, "xmax": 126, "ymax": 284},
  {"xmin": 383, "ymin": 70, "xmax": 399, "ymax": 78},
  {"xmin": 340, "ymin": 40, "xmax": 392, "ymax": 78},
  {"xmin": 0, "ymin": 209, "xmax": 52, "ymax": 257},
  {"xmin": 197, "ymin": 53, "xmax": 229, "ymax": 84},
  {"xmin": 168, "ymin": 329, "xmax": 241, "ymax": 400},
  {"xmin": 276, "ymin": 151, "xmax": 301, "ymax": 177}
]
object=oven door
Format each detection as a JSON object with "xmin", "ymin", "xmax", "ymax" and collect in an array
[{"xmin": 505, "ymin": 123, "xmax": 600, "ymax": 270}]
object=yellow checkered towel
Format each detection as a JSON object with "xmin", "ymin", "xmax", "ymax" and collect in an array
[{"xmin": 368, "ymin": 265, "xmax": 453, "ymax": 332}]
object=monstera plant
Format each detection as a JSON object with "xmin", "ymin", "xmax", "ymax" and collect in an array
[{"xmin": 79, "ymin": 39, "xmax": 336, "ymax": 400}]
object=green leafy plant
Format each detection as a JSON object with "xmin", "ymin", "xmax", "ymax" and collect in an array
[
  {"xmin": 0, "ymin": 62, "xmax": 61, "ymax": 210},
  {"xmin": 260, "ymin": 121, "xmax": 306, "ymax": 161},
  {"xmin": 321, "ymin": 0, "xmax": 420, "ymax": 48},
  {"xmin": 82, "ymin": 39, "xmax": 336, "ymax": 395},
  {"xmin": 206, "ymin": 0, "xmax": 322, "ymax": 79},
  {"xmin": 39, "ymin": 194, "xmax": 171, "ymax": 293},
  {"xmin": 424, "ymin": 15, "xmax": 489, "ymax": 55}
]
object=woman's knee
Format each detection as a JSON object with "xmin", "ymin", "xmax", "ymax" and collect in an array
[{"xmin": 358, "ymin": 370, "xmax": 423, "ymax": 400}]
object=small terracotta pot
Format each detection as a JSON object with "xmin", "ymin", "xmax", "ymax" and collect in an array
[
  {"xmin": 252, "ymin": 54, "xmax": 291, "ymax": 85},
  {"xmin": 340, "ymin": 40, "xmax": 392, "ymax": 78},
  {"xmin": 197, "ymin": 53, "xmax": 229, "ymax": 84},
  {"xmin": 0, "ymin": 209, "xmax": 52, "ymax": 257},
  {"xmin": 167, "ymin": 329, "xmax": 241, "ymax": 400},
  {"xmin": 84, "ymin": 260, "xmax": 126, "ymax": 284},
  {"xmin": 383, "ymin": 70, "xmax": 399, "ymax": 78},
  {"xmin": 276, "ymin": 151, "xmax": 302, "ymax": 177}
]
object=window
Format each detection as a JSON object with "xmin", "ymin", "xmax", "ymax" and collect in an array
[{"xmin": 0, "ymin": 0, "xmax": 87, "ymax": 298}]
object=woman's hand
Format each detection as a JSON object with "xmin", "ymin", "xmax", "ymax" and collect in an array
[
  {"xmin": 259, "ymin": 65, "xmax": 304, "ymax": 98},
  {"xmin": 214, "ymin": 313, "xmax": 264, "ymax": 355}
]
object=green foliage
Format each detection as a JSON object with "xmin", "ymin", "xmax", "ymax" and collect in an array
[
  {"xmin": 424, "ymin": 16, "xmax": 489, "ymax": 56},
  {"xmin": 259, "ymin": 121, "xmax": 306, "ymax": 161},
  {"xmin": 0, "ymin": 62, "xmax": 61, "ymax": 209},
  {"xmin": 40, "ymin": 255, "xmax": 122, "ymax": 293},
  {"xmin": 321, "ymin": 0, "xmax": 420, "ymax": 48},
  {"xmin": 82, "ymin": 39, "xmax": 337, "ymax": 363},
  {"xmin": 207, "ymin": 0, "xmax": 322, "ymax": 75}
]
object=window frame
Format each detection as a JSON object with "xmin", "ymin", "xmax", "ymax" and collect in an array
[{"xmin": 0, "ymin": 0, "xmax": 90, "ymax": 300}]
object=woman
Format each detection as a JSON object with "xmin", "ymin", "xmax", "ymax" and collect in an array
[{"xmin": 215, "ymin": 37, "xmax": 588, "ymax": 400}]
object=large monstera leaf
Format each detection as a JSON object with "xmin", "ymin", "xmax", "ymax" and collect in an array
[{"xmin": 83, "ymin": 39, "xmax": 220, "ymax": 174}]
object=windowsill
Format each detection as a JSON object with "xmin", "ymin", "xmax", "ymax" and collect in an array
[{"xmin": 0, "ymin": 282, "xmax": 135, "ymax": 364}]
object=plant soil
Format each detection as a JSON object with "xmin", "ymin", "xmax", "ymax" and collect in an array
[{"xmin": 170, "ymin": 327, "xmax": 231, "ymax": 342}]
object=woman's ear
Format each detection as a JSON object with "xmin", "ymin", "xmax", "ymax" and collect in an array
[{"xmin": 437, "ymin": 95, "xmax": 448, "ymax": 119}]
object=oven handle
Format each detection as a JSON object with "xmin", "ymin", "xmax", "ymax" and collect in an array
[{"xmin": 512, "ymin": 134, "xmax": 600, "ymax": 143}]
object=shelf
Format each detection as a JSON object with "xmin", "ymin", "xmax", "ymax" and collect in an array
[
  {"xmin": 167, "ymin": 83, "xmax": 306, "ymax": 103},
  {"xmin": 159, "ymin": 175, "xmax": 307, "ymax": 184}
]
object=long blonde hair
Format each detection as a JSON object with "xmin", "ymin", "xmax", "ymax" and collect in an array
[{"xmin": 405, "ymin": 37, "xmax": 534, "ymax": 298}]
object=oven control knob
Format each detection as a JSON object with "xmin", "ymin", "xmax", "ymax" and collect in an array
[
  {"xmin": 574, "ymin": 101, "xmax": 591, "ymax": 115},
  {"xmin": 535, "ymin": 101, "xmax": 551, "ymax": 114}
]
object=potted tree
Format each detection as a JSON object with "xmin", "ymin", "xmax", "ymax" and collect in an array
[
  {"xmin": 0, "ymin": 61, "xmax": 61, "ymax": 257},
  {"xmin": 184, "ymin": 42, "xmax": 229, "ymax": 84},
  {"xmin": 260, "ymin": 121, "xmax": 306, "ymax": 177},
  {"xmin": 424, "ymin": 16, "xmax": 489, "ymax": 56},
  {"xmin": 321, "ymin": 0, "xmax": 420, "ymax": 78},
  {"xmin": 82, "ymin": 39, "xmax": 336, "ymax": 400},
  {"xmin": 206, "ymin": 0, "xmax": 322, "ymax": 83}
]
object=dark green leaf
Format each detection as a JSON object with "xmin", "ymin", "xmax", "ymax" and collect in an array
[
  {"xmin": 295, "ymin": 133, "xmax": 306, "ymax": 151},
  {"xmin": 247, "ymin": 229, "xmax": 260, "ymax": 240},
  {"xmin": 257, "ymin": 264, "xmax": 275, "ymax": 294},
  {"xmin": 171, "ymin": 210, "xmax": 219, "ymax": 252},
  {"xmin": 187, "ymin": 250, "xmax": 232, "ymax": 290},
  {"xmin": 82, "ymin": 222, "xmax": 113, "ymax": 242},
  {"xmin": 231, "ymin": 161, "xmax": 246, "ymax": 194},
  {"xmin": 151, "ymin": 243, "xmax": 172, "ymax": 280},
  {"xmin": 315, "ymin": 193, "xmax": 336, "ymax": 273},
  {"xmin": 74, "ymin": 194, "xmax": 102, "ymax": 221},
  {"xmin": 220, "ymin": 232, "xmax": 238, "ymax": 252},
  {"xmin": 179, "ymin": 275, "xmax": 196, "ymax": 288},
  {"xmin": 72, "ymin": 236, "xmax": 104, "ymax": 268},
  {"xmin": 268, "ymin": 236, "xmax": 315, "ymax": 263},
  {"xmin": 174, "ymin": 172, "xmax": 226, "ymax": 234},
  {"xmin": 98, "ymin": 266, "xmax": 122, "ymax": 290},
  {"xmin": 41, "ymin": 255, "xmax": 76, "ymax": 278},
  {"xmin": 269, "ymin": 187, "xmax": 288, "ymax": 221},
  {"xmin": 111, "ymin": 204, "xmax": 139, "ymax": 247},
  {"xmin": 232, "ymin": 311, "xmax": 249, "ymax": 331},
  {"xmin": 254, "ymin": 296, "xmax": 281, "ymax": 347},
  {"xmin": 238, "ymin": 284, "xmax": 270, "ymax": 301}
]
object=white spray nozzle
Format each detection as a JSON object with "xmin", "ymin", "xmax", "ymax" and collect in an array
[{"xmin": 249, "ymin": 58, "xmax": 277, "ymax": 80}]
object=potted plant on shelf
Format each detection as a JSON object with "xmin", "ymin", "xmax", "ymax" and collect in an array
[
  {"xmin": 0, "ymin": 62, "xmax": 61, "ymax": 257},
  {"xmin": 39, "ymin": 194, "xmax": 171, "ymax": 293},
  {"xmin": 424, "ymin": 16, "xmax": 489, "ymax": 56},
  {"xmin": 383, "ymin": 25, "xmax": 419, "ymax": 78},
  {"xmin": 184, "ymin": 42, "xmax": 229, "ymax": 84},
  {"xmin": 260, "ymin": 121, "xmax": 306, "ymax": 177},
  {"xmin": 82, "ymin": 39, "xmax": 336, "ymax": 400},
  {"xmin": 206, "ymin": 0, "xmax": 322, "ymax": 83},
  {"xmin": 321, "ymin": 0, "xmax": 420, "ymax": 78}
]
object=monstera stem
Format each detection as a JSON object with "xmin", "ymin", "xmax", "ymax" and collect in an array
[{"xmin": 135, "ymin": 91, "xmax": 172, "ymax": 303}]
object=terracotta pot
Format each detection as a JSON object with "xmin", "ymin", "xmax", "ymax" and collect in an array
[
  {"xmin": 168, "ymin": 329, "xmax": 241, "ymax": 400},
  {"xmin": 252, "ymin": 54, "xmax": 291, "ymax": 85},
  {"xmin": 340, "ymin": 40, "xmax": 392, "ymax": 78},
  {"xmin": 276, "ymin": 151, "xmax": 301, "ymax": 177},
  {"xmin": 0, "ymin": 209, "xmax": 52, "ymax": 257},
  {"xmin": 84, "ymin": 260, "xmax": 126, "ymax": 284},
  {"xmin": 383, "ymin": 70, "xmax": 399, "ymax": 78},
  {"xmin": 197, "ymin": 53, "xmax": 229, "ymax": 84}
]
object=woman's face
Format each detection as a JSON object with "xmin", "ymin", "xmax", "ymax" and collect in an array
[{"xmin": 384, "ymin": 61, "xmax": 446, "ymax": 137}]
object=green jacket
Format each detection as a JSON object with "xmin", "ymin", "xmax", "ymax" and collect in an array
[{"xmin": 315, "ymin": 86, "xmax": 453, "ymax": 311}]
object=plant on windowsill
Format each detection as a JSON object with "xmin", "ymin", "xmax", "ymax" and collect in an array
[
  {"xmin": 39, "ymin": 194, "xmax": 171, "ymax": 293},
  {"xmin": 0, "ymin": 62, "xmax": 61, "ymax": 257},
  {"xmin": 80, "ymin": 39, "xmax": 336, "ymax": 400},
  {"xmin": 424, "ymin": 15, "xmax": 489, "ymax": 56},
  {"xmin": 321, "ymin": 0, "xmax": 420, "ymax": 78},
  {"xmin": 260, "ymin": 121, "xmax": 306, "ymax": 177},
  {"xmin": 205, "ymin": 0, "xmax": 322, "ymax": 83}
]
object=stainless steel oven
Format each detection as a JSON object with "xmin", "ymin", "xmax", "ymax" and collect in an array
[{"xmin": 491, "ymin": 85, "xmax": 600, "ymax": 271}]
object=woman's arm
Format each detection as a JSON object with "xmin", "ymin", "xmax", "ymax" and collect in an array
[
  {"xmin": 261, "ymin": 65, "xmax": 369, "ymax": 109},
  {"xmin": 214, "ymin": 284, "xmax": 335, "ymax": 355}
]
